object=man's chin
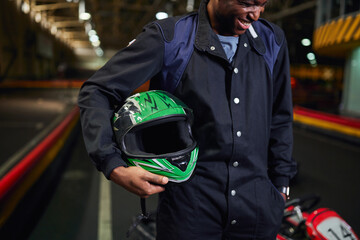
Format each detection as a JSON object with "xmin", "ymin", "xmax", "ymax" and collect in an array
[{"xmin": 233, "ymin": 29, "xmax": 246, "ymax": 36}]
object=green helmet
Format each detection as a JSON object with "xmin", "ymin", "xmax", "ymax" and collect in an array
[{"xmin": 112, "ymin": 90, "xmax": 198, "ymax": 183}]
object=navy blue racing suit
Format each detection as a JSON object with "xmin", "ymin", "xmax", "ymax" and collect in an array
[{"xmin": 78, "ymin": 0, "xmax": 297, "ymax": 239}]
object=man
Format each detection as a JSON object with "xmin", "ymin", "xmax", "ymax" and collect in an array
[{"xmin": 78, "ymin": 0, "xmax": 297, "ymax": 239}]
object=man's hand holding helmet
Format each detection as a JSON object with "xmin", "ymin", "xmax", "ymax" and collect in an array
[{"xmin": 110, "ymin": 166, "xmax": 168, "ymax": 198}]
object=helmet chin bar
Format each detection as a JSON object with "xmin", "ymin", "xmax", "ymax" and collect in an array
[{"xmin": 167, "ymin": 153, "xmax": 191, "ymax": 172}]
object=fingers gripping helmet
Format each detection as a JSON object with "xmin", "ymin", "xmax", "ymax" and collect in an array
[{"xmin": 112, "ymin": 90, "xmax": 198, "ymax": 183}]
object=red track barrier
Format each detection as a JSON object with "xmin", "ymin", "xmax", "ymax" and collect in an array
[
  {"xmin": 294, "ymin": 106, "xmax": 360, "ymax": 129},
  {"xmin": 0, "ymin": 106, "xmax": 79, "ymax": 199}
]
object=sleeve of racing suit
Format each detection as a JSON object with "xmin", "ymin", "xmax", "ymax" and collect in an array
[
  {"xmin": 268, "ymin": 35, "xmax": 297, "ymax": 188},
  {"xmin": 77, "ymin": 23, "xmax": 164, "ymax": 179}
]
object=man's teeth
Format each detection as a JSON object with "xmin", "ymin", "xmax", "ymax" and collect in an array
[{"xmin": 240, "ymin": 20, "xmax": 251, "ymax": 26}]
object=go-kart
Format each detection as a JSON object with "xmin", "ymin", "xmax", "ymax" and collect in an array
[
  {"xmin": 277, "ymin": 194, "xmax": 358, "ymax": 240},
  {"xmin": 127, "ymin": 195, "xmax": 358, "ymax": 240}
]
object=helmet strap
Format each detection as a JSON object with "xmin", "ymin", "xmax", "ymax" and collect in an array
[
  {"xmin": 126, "ymin": 198, "xmax": 151, "ymax": 237},
  {"xmin": 140, "ymin": 198, "xmax": 148, "ymax": 217}
]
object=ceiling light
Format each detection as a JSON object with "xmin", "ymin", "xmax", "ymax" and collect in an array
[
  {"xmin": 21, "ymin": 2, "xmax": 30, "ymax": 14},
  {"xmin": 85, "ymin": 22, "xmax": 92, "ymax": 33},
  {"xmin": 35, "ymin": 13, "xmax": 42, "ymax": 23},
  {"xmin": 306, "ymin": 52, "xmax": 316, "ymax": 61},
  {"xmin": 51, "ymin": 26, "xmax": 57, "ymax": 35},
  {"xmin": 79, "ymin": 12, "xmax": 91, "ymax": 20},
  {"xmin": 88, "ymin": 30, "xmax": 97, "ymax": 36},
  {"xmin": 301, "ymin": 38, "xmax": 311, "ymax": 47},
  {"xmin": 92, "ymin": 40, "xmax": 101, "ymax": 47},
  {"xmin": 156, "ymin": 12, "xmax": 168, "ymax": 20},
  {"xmin": 186, "ymin": 0, "xmax": 194, "ymax": 12},
  {"xmin": 95, "ymin": 48, "xmax": 104, "ymax": 57},
  {"xmin": 307, "ymin": 52, "xmax": 317, "ymax": 66},
  {"xmin": 310, "ymin": 59, "xmax": 317, "ymax": 67},
  {"xmin": 89, "ymin": 35, "xmax": 99, "ymax": 42}
]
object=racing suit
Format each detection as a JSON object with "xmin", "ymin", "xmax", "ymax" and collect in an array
[{"xmin": 78, "ymin": 0, "xmax": 297, "ymax": 239}]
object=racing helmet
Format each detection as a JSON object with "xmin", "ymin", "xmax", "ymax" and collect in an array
[{"xmin": 112, "ymin": 90, "xmax": 198, "ymax": 183}]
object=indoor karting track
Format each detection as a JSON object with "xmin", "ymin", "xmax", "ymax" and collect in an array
[{"xmin": 0, "ymin": 87, "xmax": 359, "ymax": 239}]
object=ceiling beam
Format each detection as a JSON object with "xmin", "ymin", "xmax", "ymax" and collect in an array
[
  {"xmin": 32, "ymin": 2, "xmax": 78, "ymax": 11},
  {"xmin": 60, "ymin": 31, "xmax": 87, "ymax": 39},
  {"xmin": 52, "ymin": 20, "xmax": 85, "ymax": 28},
  {"xmin": 34, "ymin": 0, "xmax": 68, "ymax": 3},
  {"xmin": 71, "ymin": 40, "xmax": 93, "ymax": 48},
  {"xmin": 48, "ymin": 16, "xmax": 79, "ymax": 21},
  {"xmin": 90, "ymin": 2, "xmax": 160, "ymax": 12}
]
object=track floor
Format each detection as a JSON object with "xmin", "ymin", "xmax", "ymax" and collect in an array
[{"xmin": 29, "ymin": 127, "xmax": 360, "ymax": 239}]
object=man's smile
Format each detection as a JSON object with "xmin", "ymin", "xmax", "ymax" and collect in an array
[{"xmin": 237, "ymin": 18, "xmax": 252, "ymax": 30}]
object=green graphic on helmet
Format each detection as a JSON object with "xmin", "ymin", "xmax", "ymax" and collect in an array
[
  {"xmin": 127, "ymin": 147, "xmax": 198, "ymax": 182},
  {"xmin": 113, "ymin": 90, "xmax": 198, "ymax": 183}
]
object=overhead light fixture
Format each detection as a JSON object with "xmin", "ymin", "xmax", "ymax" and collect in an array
[
  {"xmin": 88, "ymin": 29, "xmax": 97, "ymax": 36},
  {"xmin": 301, "ymin": 38, "xmax": 311, "ymax": 47},
  {"xmin": 310, "ymin": 60, "xmax": 317, "ymax": 67},
  {"xmin": 56, "ymin": 30, "xmax": 62, "ymax": 38},
  {"xmin": 95, "ymin": 47, "xmax": 104, "ymax": 57},
  {"xmin": 51, "ymin": 26, "xmax": 57, "ymax": 35},
  {"xmin": 89, "ymin": 35, "xmax": 99, "ymax": 43},
  {"xmin": 79, "ymin": 12, "xmax": 91, "ymax": 20},
  {"xmin": 156, "ymin": 12, "xmax": 168, "ymax": 20},
  {"xmin": 92, "ymin": 40, "xmax": 101, "ymax": 47},
  {"xmin": 21, "ymin": 1, "xmax": 30, "ymax": 14},
  {"xmin": 186, "ymin": 0, "xmax": 194, "ymax": 12},
  {"xmin": 78, "ymin": 0, "xmax": 90, "ymax": 20},
  {"xmin": 307, "ymin": 52, "xmax": 317, "ymax": 66},
  {"xmin": 35, "ymin": 12, "xmax": 42, "ymax": 23},
  {"xmin": 307, "ymin": 52, "xmax": 316, "ymax": 61},
  {"xmin": 85, "ymin": 22, "xmax": 92, "ymax": 33}
]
